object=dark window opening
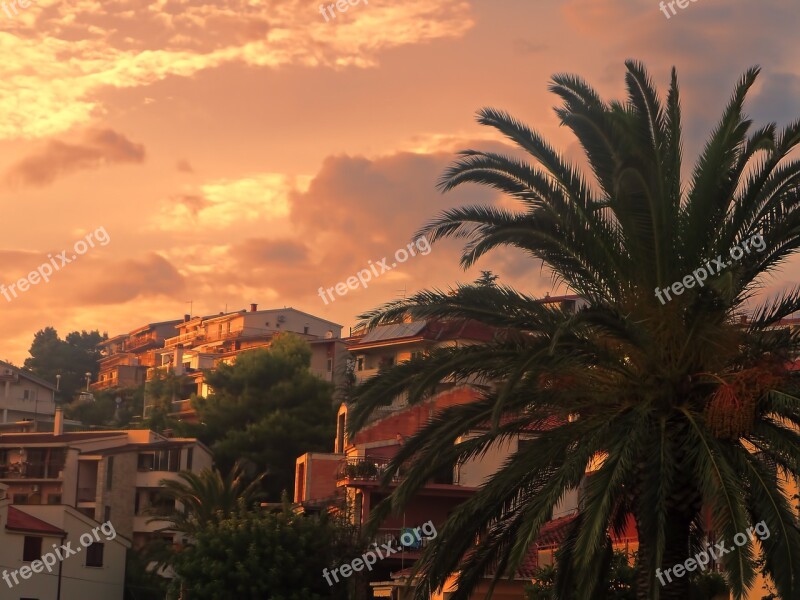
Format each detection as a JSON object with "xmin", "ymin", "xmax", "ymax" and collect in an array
[
  {"xmin": 85, "ymin": 542, "xmax": 104, "ymax": 567},
  {"xmin": 23, "ymin": 536, "xmax": 42, "ymax": 562}
]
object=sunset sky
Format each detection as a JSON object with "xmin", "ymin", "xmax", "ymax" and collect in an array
[{"xmin": 1, "ymin": 0, "xmax": 799, "ymax": 364}]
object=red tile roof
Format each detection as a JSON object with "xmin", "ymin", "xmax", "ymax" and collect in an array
[{"xmin": 6, "ymin": 507, "xmax": 65, "ymax": 536}]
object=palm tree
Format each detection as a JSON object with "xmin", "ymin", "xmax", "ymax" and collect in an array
[
  {"xmin": 149, "ymin": 461, "xmax": 264, "ymax": 537},
  {"xmin": 348, "ymin": 62, "xmax": 800, "ymax": 600}
]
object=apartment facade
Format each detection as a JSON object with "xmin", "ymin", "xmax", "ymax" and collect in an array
[
  {"xmin": 143, "ymin": 305, "xmax": 346, "ymax": 421},
  {"xmin": 92, "ymin": 319, "xmax": 183, "ymax": 392},
  {"xmin": 295, "ymin": 318, "xmax": 557, "ymax": 597},
  {"xmin": 0, "ymin": 360, "xmax": 57, "ymax": 425},
  {"xmin": 0, "ymin": 417, "xmax": 212, "ymax": 549}
]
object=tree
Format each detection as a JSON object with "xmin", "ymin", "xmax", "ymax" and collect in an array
[
  {"xmin": 24, "ymin": 327, "xmax": 106, "ymax": 401},
  {"xmin": 192, "ymin": 334, "xmax": 337, "ymax": 500},
  {"xmin": 142, "ymin": 371, "xmax": 191, "ymax": 434},
  {"xmin": 150, "ymin": 462, "xmax": 264, "ymax": 537},
  {"xmin": 348, "ymin": 62, "xmax": 800, "ymax": 600},
  {"xmin": 525, "ymin": 552, "xmax": 729, "ymax": 600},
  {"xmin": 475, "ymin": 270, "xmax": 499, "ymax": 287},
  {"xmin": 168, "ymin": 505, "xmax": 358, "ymax": 600},
  {"xmin": 66, "ymin": 387, "xmax": 140, "ymax": 428}
]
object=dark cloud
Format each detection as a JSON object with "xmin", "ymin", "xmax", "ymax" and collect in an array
[
  {"xmin": 74, "ymin": 253, "xmax": 185, "ymax": 304},
  {"xmin": 173, "ymin": 194, "xmax": 210, "ymax": 217},
  {"xmin": 5, "ymin": 128, "xmax": 145, "ymax": 188},
  {"xmin": 232, "ymin": 238, "xmax": 309, "ymax": 265},
  {"xmin": 176, "ymin": 159, "xmax": 194, "ymax": 173}
]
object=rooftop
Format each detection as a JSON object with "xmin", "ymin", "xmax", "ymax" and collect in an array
[{"xmin": 6, "ymin": 506, "xmax": 65, "ymax": 536}]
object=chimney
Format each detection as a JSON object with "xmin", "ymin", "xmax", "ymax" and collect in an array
[
  {"xmin": 54, "ymin": 406, "xmax": 64, "ymax": 436},
  {"xmin": 250, "ymin": 303, "xmax": 258, "ymax": 312},
  {"xmin": 184, "ymin": 314, "xmax": 191, "ymax": 322}
]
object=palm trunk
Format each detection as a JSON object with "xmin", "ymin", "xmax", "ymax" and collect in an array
[{"xmin": 635, "ymin": 511, "xmax": 693, "ymax": 600}]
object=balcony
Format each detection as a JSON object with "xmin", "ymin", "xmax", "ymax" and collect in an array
[
  {"xmin": 125, "ymin": 334, "xmax": 159, "ymax": 352},
  {"xmin": 337, "ymin": 456, "xmax": 463, "ymax": 491},
  {"xmin": 0, "ymin": 462, "xmax": 64, "ymax": 480},
  {"xmin": 89, "ymin": 378, "xmax": 117, "ymax": 392},
  {"xmin": 374, "ymin": 528, "xmax": 434, "ymax": 553},
  {"xmin": 336, "ymin": 457, "xmax": 403, "ymax": 484},
  {"xmin": 164, "ymin": 331, "xmax": 205, "ymax": 348}
]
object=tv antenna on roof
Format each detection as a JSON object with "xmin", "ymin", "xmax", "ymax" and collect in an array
[
  {"xmin": 186, "ymin": 300, "xmax": 193, "ymax": 317},
  {"xmin": 396, "ymin": 286, "xmax": 407, "ymax": 299}
]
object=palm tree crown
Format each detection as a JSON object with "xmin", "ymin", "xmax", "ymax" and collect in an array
[
  {"xmin": 348, "ymin": 61, "xmax": 800, "ymax": 600},
  {"xmin": 150, "ymin": 461, "xmax": 264, "ymax": 536}
]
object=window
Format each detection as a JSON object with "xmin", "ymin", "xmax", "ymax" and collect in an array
[
  {"xmin": 47, "ymin": 494, "xmax": 61, "ymax": 505},
  {"xmin": 336, "ymin": 414, "xmax": 346, "ymax": 453},
  {"xmin": 134, "ymin": 491, "xmax": 141, "ymax": 515},
  {"xmin": 104, "ymin": 506, "xmax": 111, "ymax": 522},
  {"xmin": 186, "ymin": 448, "xmax": 193, "ymax": 471},
  {"xmin": 13, "ymin": 494, "xmax": 27, "ymax": 505},
  {"xmin": 141, "ymin": 449, "xmax": 181, "ymax": 472},
  {"xmin": 22, "ymin": 537, "xmax": 42, "ymax": 562},
  {"xmin": 106, "ymin": 457, "xmax": 114, "ymax": 490},
  {"xmin": 356, "ymin": 357, "xmax": 364, "ymax": 371},
  {"xmin": 85, "ymin": 543, "xmax": 104, "ymax": 567},
  {"xmin": 326, "ymin": 358, "xmax": 333, "ymax": 372},
  {"xmin": 22, "ymin": 390, "xmax": 30, "ymax": 400},
  {"xmin": 303, "ymin": 325, "xmax": 309, "ymax": 335}
]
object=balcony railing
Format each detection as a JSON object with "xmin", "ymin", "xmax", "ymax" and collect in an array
[
  {"xmin": 374, "ymin": 528, "xmax": 434, "ymax": 553},
  {"xmin": 336, "ymin": 457, "xmax": 403, "ymax": 483},
  {"xmin": 164, "ymin": 331, "xmax": 205, "ymax": 348},
  {"xmin": 336, "ymin": 456, "xmax": 456, "ymax": 486},
  {"xmin": 125, "ymin": 334, "xmax": 159, "ymax": 352},
  {"xmin": 0, "ymin": 463, "xmax": 64, "ymax": 479}
]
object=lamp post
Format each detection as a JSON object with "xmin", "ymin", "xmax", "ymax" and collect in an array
[{"xmin": 84, "ymin": 372, "xmax": 91, "ymax": 391}]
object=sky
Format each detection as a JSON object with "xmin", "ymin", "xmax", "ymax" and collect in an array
[{"xmin": 0, "ymin": 0, "xmax": 799, "ymax": 364}]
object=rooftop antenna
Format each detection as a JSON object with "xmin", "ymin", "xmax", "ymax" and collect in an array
[
  {"xmin": 186, "ymin": 300, "xmax": 193, "ymax": 317},
  {"xmin": 396, "ymin": 285, "xmax": 407, "ymax": 299}
]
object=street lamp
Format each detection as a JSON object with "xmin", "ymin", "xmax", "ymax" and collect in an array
[{"xmin": 84, "ymin": 372, "xmax": 91, "ymax": 391}]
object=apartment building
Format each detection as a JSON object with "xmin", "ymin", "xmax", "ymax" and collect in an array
[
  {"xmin": 0, "ymin": 493, "xmax": 130, "ymax": 599},
  {"xmin": 143, "ymin": 305, "xmax": 346, "ymax": 421},
  {"xmin": 92, "ymin": 319, "xmax": 183, "ymax": 392},
  {"xmin": 0, "ymin": 360, "xmax": 57, "ymax": 426},
  {"xmin": 295, "ymin": 318, "xmax": 564, "ymax": 597},
  {"xmin": 0, "ymin": 411, "xmax": 212, "ymax": 549}
]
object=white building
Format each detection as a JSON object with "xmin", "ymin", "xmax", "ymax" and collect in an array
[{"xmin": 0, "ymin": 360, "xmax": 56, "ymax": 425}]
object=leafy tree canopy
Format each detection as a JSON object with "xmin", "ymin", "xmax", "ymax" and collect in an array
[
  {"xmin": 24, "ymin": 327, "xmax": 106, "ymax": 401},
  {"xmin": 193, "ymin": 334, "xmax": 337, "ymax": 499},
  {"xmin": 168, "ymin": 506, "xmax": 358, "ymax": 600}
]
